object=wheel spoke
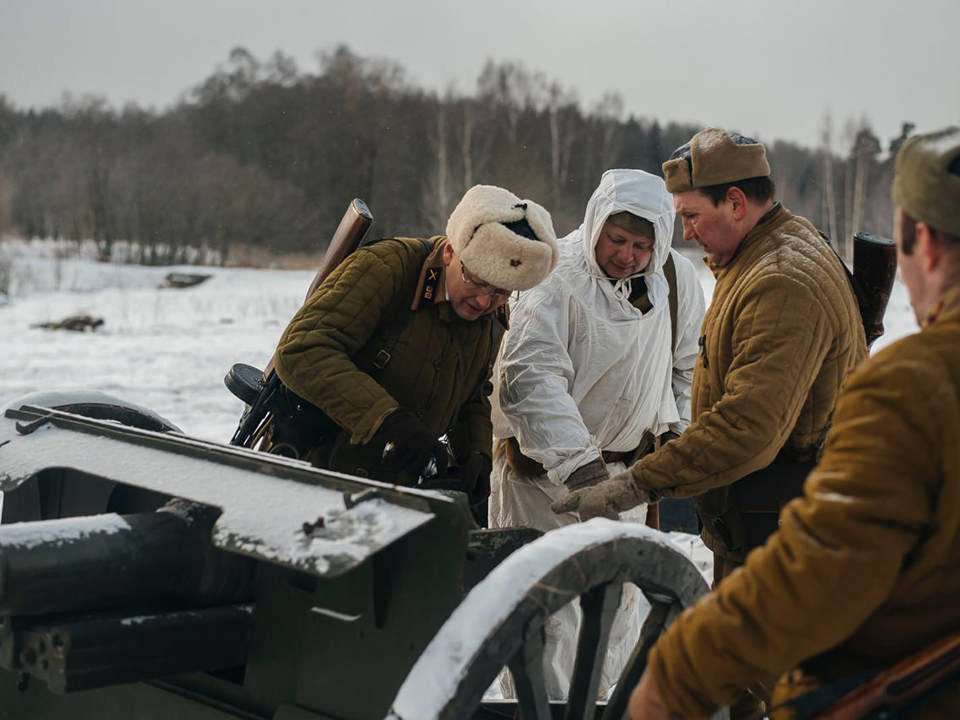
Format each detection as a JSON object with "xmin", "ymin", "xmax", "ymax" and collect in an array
[
  {"xmin": 601, "ymin": 599, "xmax": 677, "ymax": 720},
  {"xmin": 388, "ymin": 522, "xmax": 713, "ymax": 720},
  {"xmin": 508, "ymin": 621, "xmax": 552, "ymax": 720},
  {"xmin": 565, "ymin": 582, "xmax": 623, "ymax": 720}
]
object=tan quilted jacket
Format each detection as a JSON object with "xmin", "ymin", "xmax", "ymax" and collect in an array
[
  {"xmin": 632, "ymin": 205, "xmax": 866, "ymax": 560},
  {"xmin": 648, "ymin": 285, "xmax": 960, "ymax": 719}
]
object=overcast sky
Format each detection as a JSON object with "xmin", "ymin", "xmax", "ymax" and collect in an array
[{"xmin": 1, "ymin": 0, "xmax": 958, "ymax": 153}]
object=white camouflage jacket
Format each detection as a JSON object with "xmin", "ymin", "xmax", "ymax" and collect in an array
[{"xmin": 493, "ymin": 169, "xmax": 705, "ymax": 486}]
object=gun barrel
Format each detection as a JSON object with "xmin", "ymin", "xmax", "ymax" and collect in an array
[{"xmin": 0, "ymin": 501, "xmax": 256, "ymax": 616}]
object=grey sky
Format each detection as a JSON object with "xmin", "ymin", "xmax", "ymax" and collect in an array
[{"xmin": 1, "ymin": 0, "xmax": 958, "ymax": 152}]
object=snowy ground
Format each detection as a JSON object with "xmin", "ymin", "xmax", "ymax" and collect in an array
[
  {"xmin": 0, "ymin": 238, "xmax": 311, "ymax": 442},
  {"xmin": 0, "ymin": 238, "xmax": 920, "ymax": 442}
]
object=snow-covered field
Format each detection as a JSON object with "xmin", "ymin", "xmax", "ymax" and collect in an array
[
  {"xmin": 0, "ymin": 237, "xmax": 920, "ymax": 441},
  {"xmin": 1, "ymin": 238, "xmax": 313, "ymax": 441}
]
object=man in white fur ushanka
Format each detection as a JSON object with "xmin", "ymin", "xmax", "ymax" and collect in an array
[{"xmin": 268, "ymin": 185, "xmax": 558, "ymax": 503}]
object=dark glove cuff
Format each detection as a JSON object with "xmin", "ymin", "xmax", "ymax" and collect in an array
[{"xmin": 565, "ymin": 457, "xmax": 609, "ymax": 491}]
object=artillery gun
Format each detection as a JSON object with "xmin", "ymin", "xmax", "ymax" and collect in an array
[{"xmin": 0, "ymin": 393, "xmax": 721, "ymax": 719}]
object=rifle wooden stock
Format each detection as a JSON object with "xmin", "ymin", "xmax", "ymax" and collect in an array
[
  {"xmin": 302, "ymin": 198, "xmax": 374, "ymax": 302},
  {"xmin": 816, "ymin": 629, "xmax": 960, "ymax": 718},
  {"xmin": 263, "ymin": 198, "xmax": 373, "ymax": 377},
  {"xmin": 229, "ymin": 199, "xmax": 374, "ymax": 448},
  {"xmin": 852, "ymin": 231, "xmax": 897, "ymax": 347}
]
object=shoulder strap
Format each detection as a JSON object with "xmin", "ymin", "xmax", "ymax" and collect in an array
[
  {"xmin": 370, "ymin": 239, "xmax": 433, "ymax": 376},
  {"xmin": 664, "ymin": 251, "xmax": 678, "ymax": 353}
]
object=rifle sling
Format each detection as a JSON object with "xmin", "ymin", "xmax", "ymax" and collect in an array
[
  {"xmin": 371, "ymin": 239, "xmax": 433, "ymax": 375},
  {"xmin": 664, "ymin": 251, "xmax": 678, "ymax": 353}
]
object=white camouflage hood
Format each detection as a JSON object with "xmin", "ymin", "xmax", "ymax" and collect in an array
[{"xmin": 576, "ymin": 168, "xmax": 676, "ymax": 293}]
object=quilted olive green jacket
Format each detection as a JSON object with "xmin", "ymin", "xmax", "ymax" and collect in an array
[
  {"xmin": 648, "ymin": 284, "xmax": 960, "ymax": 719},
  {"xmin": 632, "ymin": 205, "xmax": 867, "ymax": 560},
  {"xmin": 273, "ymin": 236, "xmax": 501, "ymax": 481}
]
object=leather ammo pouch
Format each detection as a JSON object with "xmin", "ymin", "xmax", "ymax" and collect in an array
[
  {"xmin": 265, "ymin": 385, "xmax": 340, "ymax": 460},
  {"xmin": 699, "ymin": 461, "xmax": 816, "ymax": 555},
  {"xmin": 500, "ymin": 437, "xmax": 547, "ymax": 478}
]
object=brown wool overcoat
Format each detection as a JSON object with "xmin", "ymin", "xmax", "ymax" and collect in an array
[
  {"xmin": 273, "ymin": 237, "xmax": 500, "ymax": 481},
  {"xmin": 632, "ymin": 205, "xmax": 867, "ymax": 561},
  {"xmin": 648, "ymin": 285, "xmax": 960, "ymax": 718}
]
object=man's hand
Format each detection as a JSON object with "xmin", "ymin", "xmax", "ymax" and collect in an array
[
  {"xmin": 379, "ymin": 408, "xmax": 448, "ymax": 477},
  {"xmin": 629, "ymin": 670, "xmax": 673, "ymax": 720},
  {"xmin": 551, "ymin": 468, "xmax": 653, "ymax": 520}
]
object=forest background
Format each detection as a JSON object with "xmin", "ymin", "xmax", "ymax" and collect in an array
[{"xmin": 0, "ymin": 46, "xmax": 914, "ymax": 269}]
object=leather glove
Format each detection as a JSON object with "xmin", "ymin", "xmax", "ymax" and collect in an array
[
  {"xmin": 379, "ymin": 408, "xmax": 449, "ymax": 477},
  {"xmin": 551, "ymin": 469, "xmax": 654, "ymax": 521},
  {"xmin": 564, "ymin": 457, "xmax": 610, "ymax": 491},
  {"xmin": 459, "ymin": 452, "xmax": 492, "ymax": 505}
]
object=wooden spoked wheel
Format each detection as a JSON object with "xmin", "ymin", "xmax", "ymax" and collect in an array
[{"xmin": 389, "ymin": 519, "xmax": 725, "ymax": 720}]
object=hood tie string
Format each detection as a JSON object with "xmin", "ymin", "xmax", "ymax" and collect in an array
[{"xmin": 612, "ymin": 278, "xmax": 632, "ymax": 302}]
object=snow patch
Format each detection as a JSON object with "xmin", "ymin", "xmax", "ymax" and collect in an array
[
  {"xmin": 0, "ymin": 513, "xmax": 131, "ymax": 549},
  {"xmin": 0, "ymin": 414, "xmax": 432, "ymax": 575}
]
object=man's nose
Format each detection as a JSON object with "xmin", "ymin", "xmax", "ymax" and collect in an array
[
  {"xmin": 682, "ymin": 224, "xmax": 697, "ymax": 242},
  {"xmin": 618, "ymin": 245, "xmax": 634, "ymax": 262}
]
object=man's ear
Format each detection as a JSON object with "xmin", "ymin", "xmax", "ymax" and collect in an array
[
  {"xmin": 727, "ymin": 186, "xmax": 748, "ymax": 220},
  {"xmin": 442, "ymin": 242, "xmax": 455, "ymax": 266},
  {"xmin": 916, "ymin": 222, "xmax": 944, "ymax": 272}
]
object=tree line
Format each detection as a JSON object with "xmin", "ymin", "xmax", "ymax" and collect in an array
[{"xmin": 0, "ymin": 45, "xmax": 914, "ymax": 266}]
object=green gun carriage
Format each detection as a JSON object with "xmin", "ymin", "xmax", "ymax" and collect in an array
[{"xmin": 0, "ymin": 393, "xmax": 719, "ymax": 720}]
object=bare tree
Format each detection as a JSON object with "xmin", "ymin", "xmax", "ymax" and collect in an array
[
  {"xmin": 593, "ymin": 93, "xmax": 625, "ymax": 171},
  {"xmin": 544, "ymin": 80, "xmax": 578, "ymax": 208},
  {"xmin": 819, "ymin": 114, "xmax": 839, "ymax": 248},
  {"xmin": 0, "ymin": 171, "xmax": 9, "ymax": 237},
  {"xmin": 423, "ymin": 94, "xmax": 454, "ymax": 230},
  {"xmin": 455, "ymin": 96, "xmax": 495, "ymax": 191},
  {"xmin": 477, "ymin": 61, "xmax": 537, "ymax": 144},
  {"xmin": 845, "ymin": 120, "xmax": 881, "ymax": 263}
]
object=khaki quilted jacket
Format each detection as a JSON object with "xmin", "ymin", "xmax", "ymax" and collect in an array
[
  {"xmin": 632, "ymin": 205, "xmax": 866, "ymax": 560},
  {"xmin": 648, "ymin": 284, "xmax": 960, "ymax": 719},
  {"xmin": 273, "ymin": 237, "xmax": 501, "ymax": 481}
]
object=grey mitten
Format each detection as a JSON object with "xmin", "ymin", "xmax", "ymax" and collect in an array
[
  {"xmin": 552, "ymin": 469, "xmax": 654, "ymax": 521},
  {"xmin": 565, "ymin": 457, "xmax": 610, "ymax": 491}
]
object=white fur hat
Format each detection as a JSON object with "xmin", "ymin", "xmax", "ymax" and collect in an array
[{"xmin": 446, "ymin": 185, "xmax": 559, "ymax": 291}]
